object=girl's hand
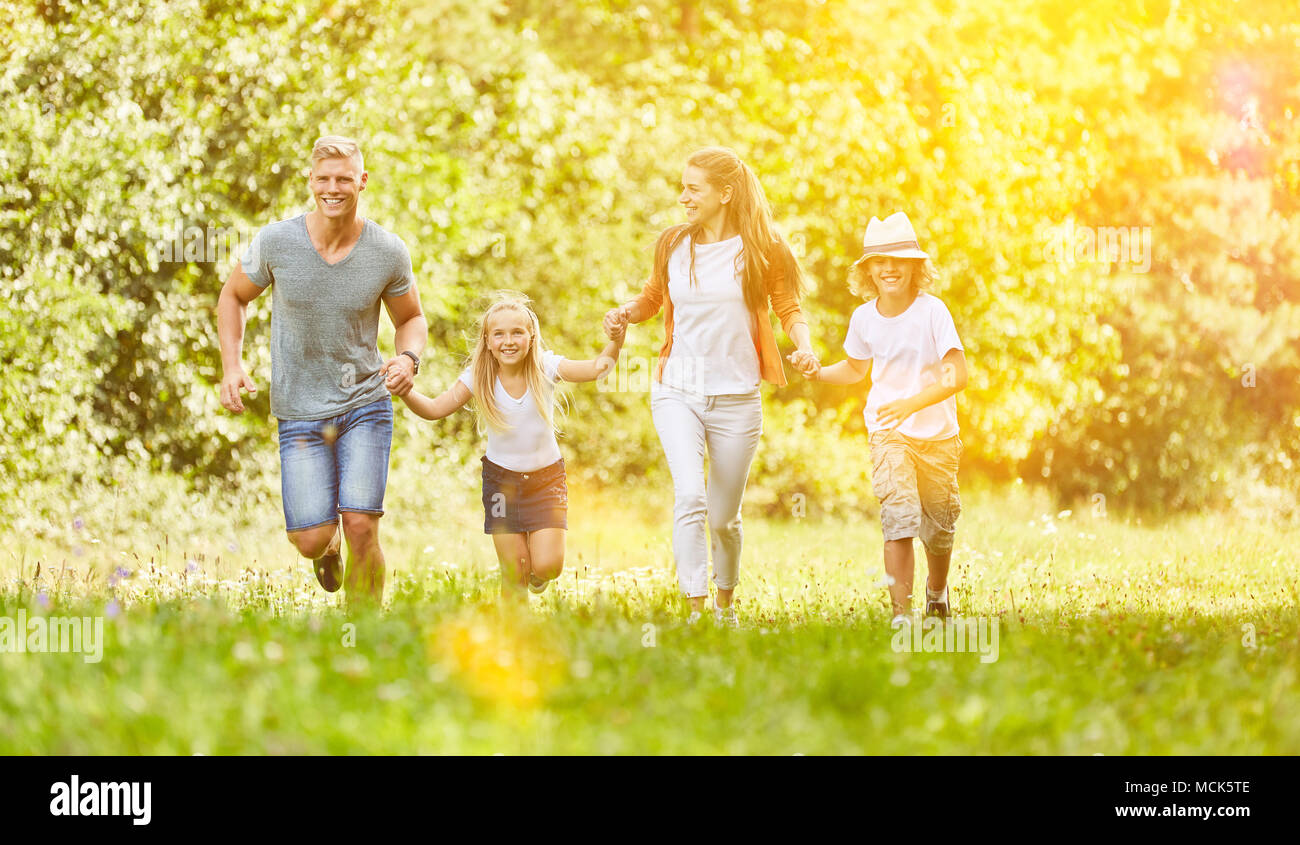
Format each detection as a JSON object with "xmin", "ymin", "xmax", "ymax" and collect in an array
[
  {"xmin": 876, "ymin": 397, "xmax": 920, "ymax": 428},
  {"xmin": 608, "ymin": 316, "xmax": 627, "ymax": 342}
]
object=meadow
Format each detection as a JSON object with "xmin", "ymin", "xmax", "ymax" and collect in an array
[{"xmin": 2, "ymin": 472, "xmax": 1296, "ymax": 755}]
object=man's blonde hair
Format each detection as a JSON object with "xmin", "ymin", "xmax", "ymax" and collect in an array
[{"xmin": 311, "ymin": 135, "xmax": 364, "ymax": 172}]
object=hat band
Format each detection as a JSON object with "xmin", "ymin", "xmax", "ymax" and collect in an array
[{"xmin": 861, "ymin": 239, "xmax": 921, "ymax": 253}]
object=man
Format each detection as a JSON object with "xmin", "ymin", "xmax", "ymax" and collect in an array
[{"xmin": 217, "ymin": 135, "xmax": 427, "ymax": 607}]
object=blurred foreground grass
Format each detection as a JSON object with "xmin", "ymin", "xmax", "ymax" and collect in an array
[{"xmin": 1, "ymin": 472, "xmax": 1296, "ymax": 754}]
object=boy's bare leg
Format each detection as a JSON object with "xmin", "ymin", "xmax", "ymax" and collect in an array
[
  {"xmin": 883, "ymin": 538, "xmax": 915, "ymax": 617},
  {"xmin": 925, "ymin": 548, "xmax": 951, "ymax": 593}
]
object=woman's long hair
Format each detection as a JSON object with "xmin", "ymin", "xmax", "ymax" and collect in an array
[
  {"xmin": 651, "ymin": 147, "xmax": 804, "ymax": 312},
  {"xmin": 467, "ymin": 294, "xmax": 556, "ymax": 433}
]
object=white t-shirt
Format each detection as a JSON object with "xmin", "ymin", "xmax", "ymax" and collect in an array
[
  {"xmin": 458, "ymin": 350, "xmax": 566, "ymax": 472},
  {"xmin": 843, "ymin": 293, "xmax": 963, "ymax": 440},
  {"xmin": 659, "ymin": 234, "xmax": 761, "ymax": 396}
]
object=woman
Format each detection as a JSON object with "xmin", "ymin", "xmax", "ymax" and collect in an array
[{"xmin": 605, "ymin": 147, "xmax": 819, "ymax": 625}]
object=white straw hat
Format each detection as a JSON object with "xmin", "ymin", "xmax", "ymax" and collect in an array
[{"xmin": 851, "ymin": 212, "xmax": 930, "ymax": 265}]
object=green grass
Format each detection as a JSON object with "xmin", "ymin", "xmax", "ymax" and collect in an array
[{"xmin": 2, "ymin": 479, "xmax": 1297, "ymax": 754}]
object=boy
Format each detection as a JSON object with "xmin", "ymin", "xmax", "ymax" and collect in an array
[{"xmin": 808, "ymin": 212, "xmax": 968, "ymax": 625}]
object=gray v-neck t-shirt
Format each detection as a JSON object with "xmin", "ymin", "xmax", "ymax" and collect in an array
[{"xmin": 240, "ymin": 214, "xmax": 414, "ymax": 420}]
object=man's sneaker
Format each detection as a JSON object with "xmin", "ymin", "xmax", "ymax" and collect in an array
[
  {"xmin": 687, "ymin": 610, "xmax": 703, "ymax": 625},
  {"xmin": 714, "ymin": 603, "xmax": 739, "ymax": 628},
  {"xmin": 925, "ymin": 585, "xmax": 950, "ymax": 619},
  {"xmin": 891, "ymin": 613, "xmax": 912, "ymax": 629},
  {"xmin": 313, "ymin": 526, "xmax": 343, "ymax": 593},
  {"xmin": 528, "ymin": 573, "xmax": 549, "ymax": 594}
]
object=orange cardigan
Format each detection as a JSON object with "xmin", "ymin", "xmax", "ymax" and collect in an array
[{"xmin": 630, "ymin": 240, "xmax": 807, "ymax": 387}]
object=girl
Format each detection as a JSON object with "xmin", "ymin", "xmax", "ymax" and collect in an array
[
  {"xmin": 604, "ymin": 147, "xmax": 819, "ymax": 625},
  {"xmin": 399, "ymin": 294, "xmax": 625, "ymax": 596},
  {"xmin": 807, "ymin": 212, "xmax": 968, "ymax": 625}
]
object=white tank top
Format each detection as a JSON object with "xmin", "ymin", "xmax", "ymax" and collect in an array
[
  {"xmin": 458, "ymin": 350, "xmax": 566, "ymax": 471},
  {"xmin": 660, "ymin": 235, "xmax": 761, "ymax": 396}
]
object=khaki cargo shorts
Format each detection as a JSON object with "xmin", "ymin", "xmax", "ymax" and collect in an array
[{"xmin": 869, "ymin": 429, "xmax": 963, "ymax": 554}]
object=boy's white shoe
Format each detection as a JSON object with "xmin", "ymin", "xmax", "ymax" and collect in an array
[
  {"xmin": 687, "ymin": 611, "xmax": 702, "ymax": 625},
  {"xmin": 891, "ymin": 613, "xmax": 912, "ymax": 629},
  {"xmin": 925, "ymin": 585, "xmax": 950, "ymax": 619},
  {"xmin": 714, "ymin": 602, "xmax": 739, "ymax": 628}
]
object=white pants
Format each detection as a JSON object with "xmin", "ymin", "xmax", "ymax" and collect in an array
[{"xmin": 650, "ymin": 386, "xmax": 763, "ymax": 598}]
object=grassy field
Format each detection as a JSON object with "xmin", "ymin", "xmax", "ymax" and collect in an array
[{"xmin": 2, "ymin": 476, "xmax": 1297, "ymax": 754}]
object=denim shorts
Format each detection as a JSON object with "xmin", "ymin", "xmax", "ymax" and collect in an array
[
  {"xmin": 277, "ymin": 397, "xmax": 393, "ymax": 532},
  {"xmin": 481, "ymin": 456, "xmax": 568, "ymax": 534},
  {"xmin": 869, "ymin": 429, "xmax": 962, "ymax": 554}
]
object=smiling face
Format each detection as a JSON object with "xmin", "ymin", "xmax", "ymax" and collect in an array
[
  {"xmin": 678, "ymin": 165, "xmax": 732, "ymax": 232},
  {"xmin": 310, "ymin": 155, "xmax": 366, "ymax": 220},
  {"xmin": 485, "ymin": 308, "xmax": 533, "ymax": 368},
  {"xmin": 866, "ymin": 256, "xmax": 919, "ymax": 298}
]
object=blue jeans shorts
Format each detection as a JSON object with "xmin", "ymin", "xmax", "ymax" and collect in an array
[{"xmin": 277, "ymin": 397, "xmax": 393, "ymax": 532}]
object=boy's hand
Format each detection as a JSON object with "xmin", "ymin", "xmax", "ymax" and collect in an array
[
  {"xmin": 787, "ymin": 349, "xmax": 820, "ymax": 378},
  {"xmin": 877, "ymin": 397, "xmax": 921, "ymax": 428}
]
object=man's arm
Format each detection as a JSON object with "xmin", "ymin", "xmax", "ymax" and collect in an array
[
  {"xmin": 379, "ymin": 287, "xmax": 428, "ymax": 397},
  {"xmin": 217, "ymin": 263, "xmax": 267, "ymax": 413}
]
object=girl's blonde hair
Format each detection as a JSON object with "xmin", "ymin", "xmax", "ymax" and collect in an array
[
  {"xmin": 653, "ymin": 147, "xmax": 804, "ymax": 311},
  {"xmin": 848, "ymin": 256, "xmax": 938, "ymax": 300},
  {"xmin": 467, "ymin": 294, "xmax": 559, "ymax": 433}
]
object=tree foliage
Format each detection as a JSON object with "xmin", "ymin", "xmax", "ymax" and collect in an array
[{"xmin": 2, "ymin": 0, "xmax": 1297, "ymax": 518}]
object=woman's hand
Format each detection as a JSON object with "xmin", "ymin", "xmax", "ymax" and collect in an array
[
  {"xmin": 603, "ymin": 306, "xmax": 631, "ymax": 340},
  {"xmin": 788, "ymin": 348, "xmax": 820, "ymax": 378}
]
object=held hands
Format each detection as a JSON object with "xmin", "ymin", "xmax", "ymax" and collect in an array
[
  {"xmin": 219, "ymin": 368, "xmax": 258, "ymax": 413},
  {"xmin": 380, "ymin": 355, "xmax": 416, "ymax": 396},
  {"xmin": 787, "ymin": 349, "xmax": 820, "ymax": 379},
  {"xmin": 603, "ymin": 306, "xmax": 630, "ymax": 341}
]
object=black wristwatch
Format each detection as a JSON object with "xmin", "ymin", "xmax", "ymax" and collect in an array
[{"xmin": 400, "ymin": 350, "xmax": 420, "ymax": 375}]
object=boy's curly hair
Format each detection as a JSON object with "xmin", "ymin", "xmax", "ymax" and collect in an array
[{"xmin": 848, "ymin": 257, "xmax": 938, "ymax": 300}]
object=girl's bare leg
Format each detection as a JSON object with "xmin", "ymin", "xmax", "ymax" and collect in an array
[
  {"xmin": 526, "ymin": 528, "xmax": 565, "ymax": 582},
  {"xmin": 491, "ymin": 533, "xmax": 530, "ymax": 597}
]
